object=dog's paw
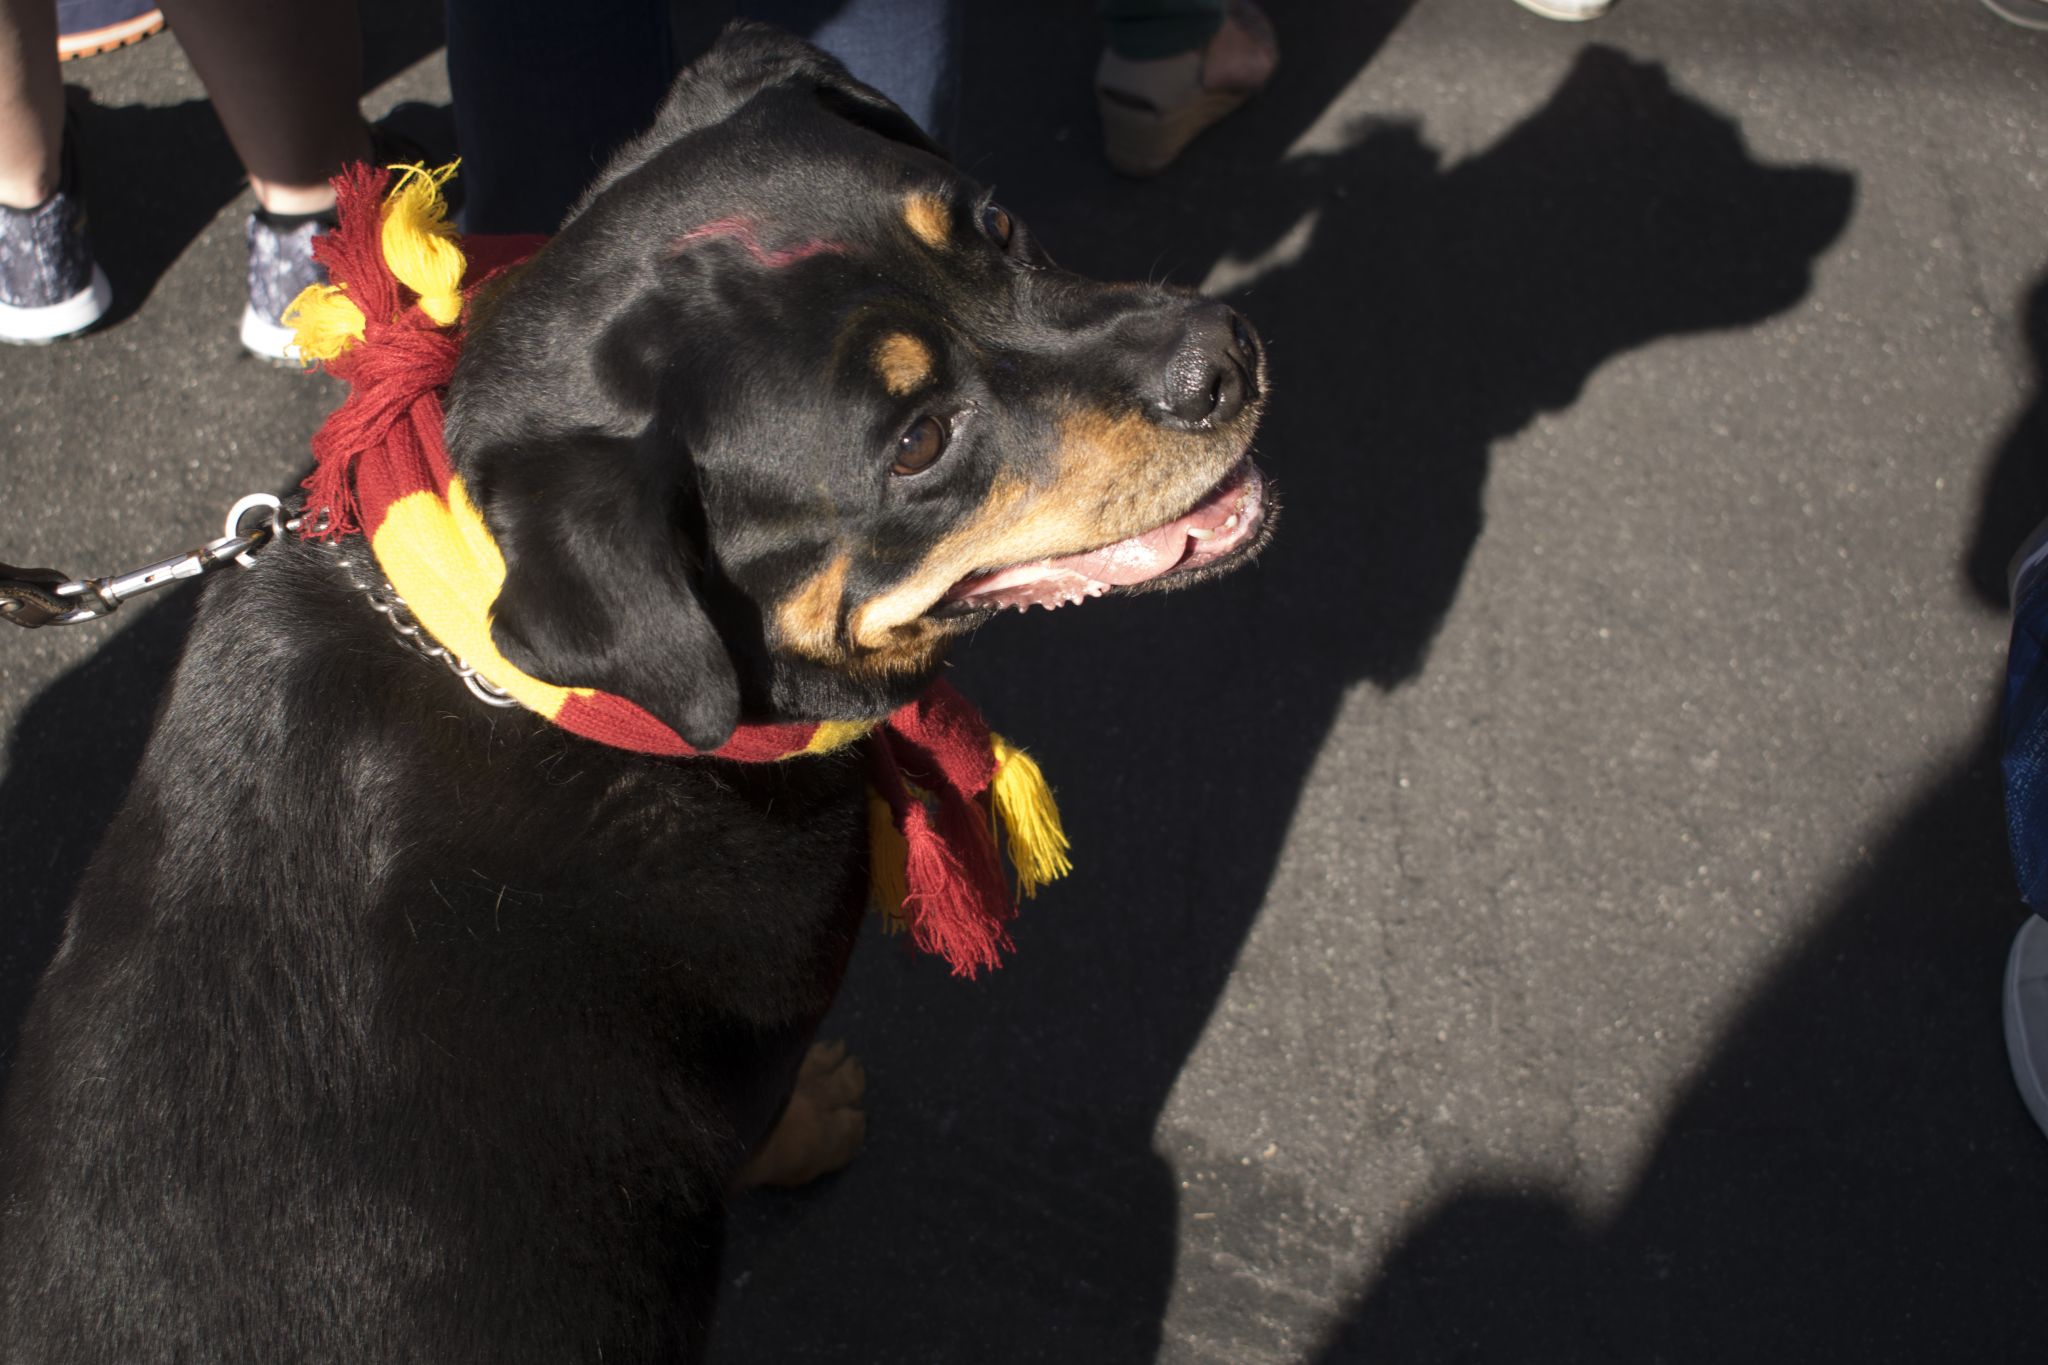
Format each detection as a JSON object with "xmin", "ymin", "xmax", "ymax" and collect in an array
[{"xmin": 735, "ymin": 1040, "xmax": 867, "ymax": 1190}]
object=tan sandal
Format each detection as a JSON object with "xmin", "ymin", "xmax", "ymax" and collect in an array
[{"xmin": 1096, "ymin": 0, "xmax": 1278, "ymax": 178}]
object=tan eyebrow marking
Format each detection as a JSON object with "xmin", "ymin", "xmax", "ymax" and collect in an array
[
  {"xmin": 902, "ymin": 192, "xmax": 951, "ymax": 248},
  {"xmin": 874, "ymin": 332, "xmax": 935, "ymax": 396}
]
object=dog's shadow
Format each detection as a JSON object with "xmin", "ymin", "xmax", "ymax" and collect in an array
[{"xmin": 712, "ymin": 35, "xmax": 1854, "ymax": 1365}]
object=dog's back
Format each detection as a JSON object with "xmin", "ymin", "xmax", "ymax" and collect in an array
[{"xmin": 0, "ymin": 545, "xmax": 867, "ymax": 1361}]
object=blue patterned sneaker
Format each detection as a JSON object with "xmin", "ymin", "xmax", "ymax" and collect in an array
[
  {"xmin": 240, "ymin": 207, "xmax": 333, "ymax": 364},
  {"xmin": 0, "ymin": 135, "xmax": 110, "ymax": 345}
]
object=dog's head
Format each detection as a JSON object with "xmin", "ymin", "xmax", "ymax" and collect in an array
[{"xmin": 446, "ymin": 24, "xmax": 1270, "ymax": 751}]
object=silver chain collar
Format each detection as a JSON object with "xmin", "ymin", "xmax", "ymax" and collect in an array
[{"xmin": 321, "ymin": 537, "xmax": 521, "ymax": 709}]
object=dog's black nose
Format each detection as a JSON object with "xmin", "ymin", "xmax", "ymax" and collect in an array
[{"xmin": 1154, "ymin": 304, "xmax": 1257, "ymax": 429}]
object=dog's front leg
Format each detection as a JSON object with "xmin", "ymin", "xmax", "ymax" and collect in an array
[{"xmin": 732, "ymin": 1039, "xmax": 868, "ymax": 1190}]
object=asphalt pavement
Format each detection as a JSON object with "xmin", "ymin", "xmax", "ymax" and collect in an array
[{"xmin": 2, "ymin": 2, "xmax": 2045, "ymax": 1361}]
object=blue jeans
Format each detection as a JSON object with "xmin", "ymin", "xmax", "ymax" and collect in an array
[{"xmin": 445, "ymin": 0, "xmax": 960, "ymax": 235}]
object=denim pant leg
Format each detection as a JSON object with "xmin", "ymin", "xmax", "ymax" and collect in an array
[
  {"xmin": 445, "ymin": 1, "xmax": 958, "ymax": 237},
  {"xmin": 743, "ymin": 0, "xmax": 962, "ymax": 145},
  {"xmin": 443, "ymin": 0, "xmax": 677, "ymax": 235}
]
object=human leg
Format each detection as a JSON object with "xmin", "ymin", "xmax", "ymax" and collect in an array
[
  {"xmin": 742, "ymin": 0, "xmax": 962, "ymax": 146},
  {"xmin": 0, "ymin": 0, "xmax": 64, "ymax": 208},
  {"xmin": 153, "ymin": 0, "xmax": 370, "ymax": 215},
  {"xmin": 1095, "ymin": 0, "xmax": 1276, "ymax": 177},
  {"xmin": 0, "ymin": 0, "xmax": 110, "ymax": 342},
  {"xmin": 150, "ymin": 0, "xmax": 375, "ymax": 358},
  {"xmin": 443, "ymin": 0, "xmax": 675, "ymax": 235}
]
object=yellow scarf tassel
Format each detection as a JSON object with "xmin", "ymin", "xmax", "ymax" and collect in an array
[
  {"xmin": 283, "ymin": 285, "xmax": 365, "ymax": 363},
  {"xmin": 282, "ymin": 159, "xmax": 468, "ymax": 360},
  {"xmin": 868, "ymin": 738, "xmax": 1069, "ymax": 924},
  {"xmin": 380, "ymin": 162, "xmax": 466, "ymax": 327},
  {"xmin": 868, "ymin": 792, "xmax": 912, "ymax": 931},
  {"xmin": 989, "ymin": 736, "xmax": 1072, "ymax": 896}
]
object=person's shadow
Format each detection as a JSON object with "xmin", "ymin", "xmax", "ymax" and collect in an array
[
  {"xmin": 1313, "ymin": 356, "xmax": 2048, "ymax": 1355},
  {"xmin": 1321, "ymin": 261, "xmax": 2048, "ymax": 1364},
  {"xmin": 1303, "ymin": 714, "xmax": 2048, "ymax": 1364},
  {"xmin": 1966, "ymin": 275, "xmax": 2048, "ymax": 609},
  {"xmin": 708, "ymin": 28, "xmax": 1855, "ymax": 1365}
]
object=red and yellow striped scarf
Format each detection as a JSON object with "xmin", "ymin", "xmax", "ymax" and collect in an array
[{"xmin": 284, "ymin": 163, "xmax": 1068, "ymax": 976}]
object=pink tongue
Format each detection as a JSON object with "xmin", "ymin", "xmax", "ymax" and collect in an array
[{"xmin": 944, "ymin": 462, "xmax": 1264, "ymax": 611}]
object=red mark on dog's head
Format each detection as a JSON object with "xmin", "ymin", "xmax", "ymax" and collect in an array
[{"xmin": 668, "ymin": 217, "xmax": 848, "ymax": 270}]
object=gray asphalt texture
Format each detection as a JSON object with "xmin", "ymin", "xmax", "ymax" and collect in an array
[{"xmin": 3, "ymin": 1, "xmax": 2045, "ymax": 1361}]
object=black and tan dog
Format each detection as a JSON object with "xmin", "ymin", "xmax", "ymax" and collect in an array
[{"xmin": 0, "ymin": 25, "xmax": 1268, "ymax": 1361}]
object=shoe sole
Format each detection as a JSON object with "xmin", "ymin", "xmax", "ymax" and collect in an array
[
  {"xmin": 1512, "ymin": 0, "xmax": 1614, "ymax": 18},
  {"xmin": 57, "ymin": 10, "xmax": 164, "ymax": 61},
  {"xmin": 239, "ymin": 302, "xmax": 308, "ymax": 366},
  {"xmin": 1983, "ymin": 0, "xmax": 2048, "ymax": 29},
  {"xmin": 1099, "ymin": 86, "xmax": 1254, "ymax": 179},
  {"xmin": 0, "ymin": 265, "xmax": 111, "ymax": 344},
  {"xmin": 2005, "ymin": 917, "xmax": 2048, "ymax": 1142},
  {"xmin": 2007, "ymin": 515, "xmax": 2048, "ymax": 604}
]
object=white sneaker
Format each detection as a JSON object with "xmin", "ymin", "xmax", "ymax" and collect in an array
[
  {"xmin": 2008, "ymin": 916, "xmax": 2048, "ymax": 1142},
  {"xmin": 1983, "ymin": 0, "xmax": 2048, "ymax": 30},
  {"xmin": 1513, "ymin": 0, "xmax": 1614, "ymax": 19}
]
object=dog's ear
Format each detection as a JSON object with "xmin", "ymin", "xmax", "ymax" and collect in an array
[
  {"xmin": 579, "ymin": 21, "xmax": 946, "ymax": 207},
  {"xmin": 474, "ymin": 434, "xmax": 741, "ymax": 752}
]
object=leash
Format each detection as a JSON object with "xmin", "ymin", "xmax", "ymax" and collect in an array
[
  {"xmin": 0, "ymin": 493, "xmax": 295, "ymax": 628},
  {"xmin": 0, "ymin": 491, "xmax": 526, "ymax": 711}
]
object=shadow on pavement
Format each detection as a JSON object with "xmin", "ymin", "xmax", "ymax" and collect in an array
[
  {"xmin": 1310, "ymin": 714, "xmax": 2048, "ymax": 1363},
  {"xmin": 712, "ymin": 26, "xmax": 1855, "ymax": 1365},
  {"xmin": 1966, "ymin": 273, "xmax": 2048, "ymax": 608}
]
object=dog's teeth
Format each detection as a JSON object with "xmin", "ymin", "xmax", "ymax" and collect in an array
[
  {"xmin": 1188, "ymin": 526, "xmax": 1214, "ymax": 541},
  {"xmin": 1223, "ymin": 514, "xmax": 1239, "ymax": 530}
]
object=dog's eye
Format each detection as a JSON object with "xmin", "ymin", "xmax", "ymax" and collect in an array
[
  {"xmin": 980, "ymin": 204, "xmax": 1014, "ymax": 250},
  {"xmin": 892, "ymin": 415, "xmax": 950, "ymax": 476}
]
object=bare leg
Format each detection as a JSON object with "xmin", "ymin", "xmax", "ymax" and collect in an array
[
  {"xmin": 0, "ymin": 0, "xmax": 63, "ymax": 208},
  {"xmin": 154, "ymin": 0, "xmax": 372, "ymax": 214}
]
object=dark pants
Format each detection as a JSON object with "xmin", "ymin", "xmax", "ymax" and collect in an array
[{"xmin": 445, "ymin": 0, "xmax": 961, "ymax": 235}]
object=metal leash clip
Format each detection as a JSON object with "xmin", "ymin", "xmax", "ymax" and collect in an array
[{"xmin": 1, "ymin": 493, "xmax": 293, "ymax": 629}]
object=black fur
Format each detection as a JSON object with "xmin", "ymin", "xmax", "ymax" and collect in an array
[{"xmin": 0, "ymin": 25, "xmax": 1265, "ymax": 1361}]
